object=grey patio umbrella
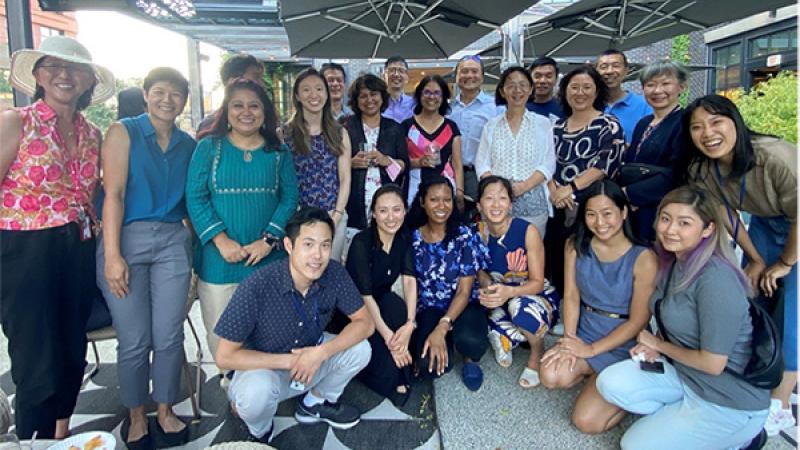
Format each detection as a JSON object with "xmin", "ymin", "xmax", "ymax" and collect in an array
[
  {"xmin": 482, "ymin": 0, "xmax": 796, "ymax": 58},
  {"xmin": 279, "ymin": 0, "xmax": 537, "ymax": 59}
]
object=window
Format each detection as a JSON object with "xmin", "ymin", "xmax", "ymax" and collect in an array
[
  {"xmin": 712, "ymin": 44, "xmax": 742, "ymax": 91},
  {"xmin": 749, "ymin": 28, "xmax": 797, "ymax": 58},
  {"xmin": 39, "ymin": 26, "xmax": 64, "ymax": 41}
]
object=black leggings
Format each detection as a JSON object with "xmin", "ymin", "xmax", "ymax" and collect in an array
[
  {"xmin": 412, "ymin": 303, "xmax": 488, "ymax": 380},
  {"xmin": 0, "ymin": 224, "xmax": 94, "ymax": 439},
  {"xmin": 544, "ymin": 208, "xmax": 576, "ymax": 297}
]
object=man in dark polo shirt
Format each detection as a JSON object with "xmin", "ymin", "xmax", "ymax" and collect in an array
[{"xmin": 214, "ymin": 207, "xmax": 374, "ymax": 442}]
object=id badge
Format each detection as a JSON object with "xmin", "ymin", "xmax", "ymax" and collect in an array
[{"xmin": 79, "ymin": 211, "xmax": 93, "ymax": 241}]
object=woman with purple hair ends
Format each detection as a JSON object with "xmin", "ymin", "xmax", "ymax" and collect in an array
[{"xmin": 596, "ymin": 186, "xmax": 770, "ymax": 450}]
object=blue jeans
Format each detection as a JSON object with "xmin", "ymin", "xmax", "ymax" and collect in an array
[
  {"xmin": 747, "ymin": 215, "xmax": 797, "ymax": 371},
  {"xmin": 597, "ymin": 359, "xmax": 768, "ymax": 450}
]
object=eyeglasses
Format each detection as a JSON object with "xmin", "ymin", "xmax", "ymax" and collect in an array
[
  {"xmin": 386, "ymin": 67, "xmax": 408, "ymax": 75},
  {"xmin": 422, "ymin": 89, "xmax": 442, "ymax": 98},
  {"xmin": 37, "ymin": 62, "xmax": 94, "ymax": 76},
  {"xmin": 503, "ymin": 82, "xmax": 531, "ymax": 92}
]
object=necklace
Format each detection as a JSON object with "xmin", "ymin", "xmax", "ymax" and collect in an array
[{"xmin": 243, "ymin": 149, "xmax": 254, "ymax": 163}]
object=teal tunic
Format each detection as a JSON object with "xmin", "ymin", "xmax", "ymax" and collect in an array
[{"xmin": 186, "ymin": 136, "xmax": 298, "ymax": 284}]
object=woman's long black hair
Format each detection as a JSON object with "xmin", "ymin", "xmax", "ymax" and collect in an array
[
  {"xmin": 405, "ymin": 175, "xmax": 462, "ymax": 245},
  {"xmin": 571, "ymin": 179, "xmax": 642, "ymax": 256}
]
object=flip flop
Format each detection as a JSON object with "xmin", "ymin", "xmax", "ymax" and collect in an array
[
  {"xmin": 462, "ymin": 362, "xmax": 484, "ymax": 391},
  {"xmin": 519, "ymin": 367, "xmax": 540, "ymax": 389}
]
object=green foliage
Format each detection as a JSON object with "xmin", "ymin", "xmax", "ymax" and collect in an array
[
  {"xmin": 0, "ymin": 70, "xmax": 11, "ymax": 94},
  {"xmin": 670, "ymin": 34, "xmax": 690, "ymax": 107},
  {"xmin": 733, "ymin": 71, "xmax": 798, "ymax": 144},
  {"xmin": 83, "ymin": 78, "xmax": 146, "ymax": 134}
]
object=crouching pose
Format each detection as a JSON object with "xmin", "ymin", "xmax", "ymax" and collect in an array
[{"xmin": 214, "ymin": 208, "xmax": 374, "ymax": 442}]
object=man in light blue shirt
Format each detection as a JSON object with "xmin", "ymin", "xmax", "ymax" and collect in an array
[
  {"xmin": 447, "ymin": 55, "xmax": 502, "ymax": 214},
  {"xmin": 596, "ymin": 49, "xmax": 651, "ymax": 144},
  {"xmin": 321, "ymin": 62, "xmax": 353, "ymax": 120},
  {"xmin": 382, "ymin": 56, "xmax": 416, "ymax": 123}
]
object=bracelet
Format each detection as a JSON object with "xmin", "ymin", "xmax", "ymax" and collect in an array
[
  {"xmin": 778, "ymin": 256, "xmax": 794, "ymax": 267},
  {"xmin": 438, "ymin": 316, "xmax": 453, "ymax": 331},
  {"xmin": 332, "ymin": 209, "xmax": 344, "ymax": 216},
  {"xmin": 406, "ymin": 318, "xmax": 417, "ymax": 329}
]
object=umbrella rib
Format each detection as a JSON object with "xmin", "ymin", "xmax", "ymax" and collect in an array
[
  {"xmin": 582, "ymin": 17, "xmax": 617, "ymax": 33},
  {"xmin": 282, "ymin": 1, "xmax": 371, "ymax": 22},
  {"xmin": 562, "ymin": 27, "xmax": 614, "ymax": 40},
  {"xmin": 403, "ymin": 0, "xmax": 445, "ymax": 33},
  {"xmin": 544, "ymin": 9, "xmax": 615, "ymax": 57},
  {"xmin": 316, "ymin": 1, "xmax": 392, "ymax": 44},
  {"xmin": 627, "ymin": 2, "xmax": 704, "ymax": 34},
  {"xmin": 403, "ymin": 5, "xmax": 448, "ymax": 58},
  {"xmin": 617, "ymin": 0, "xmax": 627, "ymax": 36},
  {"xmin": 322, "ymin": 14, "xmax": 390, "ymax": 38},
  {"xmin": 367, "ymin": 0, "xmax": 394, "ymax": 37},
  {"xmin": 626, "ymin": 0, "xmax": 672, "ymax": 37}
]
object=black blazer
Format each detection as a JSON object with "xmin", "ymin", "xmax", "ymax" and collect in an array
[{"xmin": 344, "ymin": 115, "xmax": 409, "ymax": 229}]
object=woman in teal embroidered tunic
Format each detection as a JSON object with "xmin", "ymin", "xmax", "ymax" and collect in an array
[{"xmin": 186, "ymin": 78, "xmax": 298, "ymax": 362}]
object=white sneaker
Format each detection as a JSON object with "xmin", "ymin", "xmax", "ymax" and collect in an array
[
  {"xmin": 488, "ymin": 331, "xmax": 512, "ymax": 368},
  {"xmin": 765, "ymin": 399, "xmax": 796, "ymax": 437}
]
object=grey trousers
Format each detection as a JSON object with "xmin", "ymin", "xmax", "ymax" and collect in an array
[
  {"xmin": 229, "ymin": 334, "xmax": 371, "ymax": 438},
  {"xmin": 96, "ymin": 221, "xmax": 192, "ymax": 408}
]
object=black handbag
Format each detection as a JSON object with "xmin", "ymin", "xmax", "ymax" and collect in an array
[
  {"xmin": 616, "ymin": 163, "xmax": 671, "ymax": 187},
  {"xmin": 654, "ymin": 262, "xmax": 784, "ymax": 390}
]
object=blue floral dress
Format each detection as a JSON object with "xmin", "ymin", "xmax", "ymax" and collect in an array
[
  {"xmin": 290, "ymin": 134, "xmax": 339, "ymax": 211},
  {"xmin": 412, "ymin": 224, "xmax": 489, "ymax": 312}
]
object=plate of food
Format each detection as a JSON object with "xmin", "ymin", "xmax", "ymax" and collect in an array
[{"xmin": 47, "ymin": 432, "xmax": 116, "ymax": 450}]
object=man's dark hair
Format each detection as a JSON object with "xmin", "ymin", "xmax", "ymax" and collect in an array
[
  {"xmin": 220, "ymin": 54, "xmax": 263, "ymax": 82},
  {"xmin": 597, "ymin": 49, "xmax": 628, "ymax": 67},
  {"xmin": 384, "ymin": 56, "xmax": 409, "ymax": 70},
  {"xmin": 285, "ymin": 207, "xmax": 335, "ymax": 244},
  {"xmin": 320, "ymin": 62, "xmax": 346, "ymax": 81},
  {"xmin": 529, "ymin": 57, "xmax": 559, "ymax": 75}
]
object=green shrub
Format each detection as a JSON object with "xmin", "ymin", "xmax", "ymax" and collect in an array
[{"xmin": 733, "ymin": 71, "xmax": 797, "ymax": 144}]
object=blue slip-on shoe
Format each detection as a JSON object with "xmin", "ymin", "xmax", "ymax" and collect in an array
[{"xmin": 462, "ymin": 362, "xmax": 483, "ymax": 391}]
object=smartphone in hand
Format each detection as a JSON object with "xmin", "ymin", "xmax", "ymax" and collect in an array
[{"xmin": 640, "ymin": 360, "xmax": 665, "ymax": 373}]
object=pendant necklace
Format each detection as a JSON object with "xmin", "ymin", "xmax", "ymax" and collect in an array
[{"xmin": 243, "ymin": 149, "xmax": 253, "ymax": 163}]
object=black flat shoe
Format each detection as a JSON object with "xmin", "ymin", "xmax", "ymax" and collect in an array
[
  {"xmin": 153, "ymin": 419, "xmax": 189, "ymax": 448},
  {"xmin": 391, "ymin": 386, "xmax": 411, "ymax": 407},
  {"xmin": 126, "ymin": 433, "xmax": 155, "ymax": 450}
]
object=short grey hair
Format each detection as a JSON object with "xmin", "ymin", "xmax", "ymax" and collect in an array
[{"xmin": 639, "ymin": 60, "xmax": 689, "ymax": 85}]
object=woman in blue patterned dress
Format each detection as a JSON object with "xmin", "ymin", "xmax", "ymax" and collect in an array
[
  {"xmin": 475, "ymin": 175, "xmax": 560, "ymax": 388},
  {"xmin": 286, "ymin": 68, "xmax": 351, "ymax": 261},
  {"xmin": 539, "ymin": 180, "xmax": 656, "ymax": 434},
  {"xmin": 406, "ymin": 175, "xmax": 489, "ymax": 390}
]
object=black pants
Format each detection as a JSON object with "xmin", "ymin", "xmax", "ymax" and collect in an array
[
  {"xmin": 356, "ymin": 292, "xmax": 412, "ymax": 401},
  {"xmin": 544, "ymin": 208, "xmax": 576, "ymax": 297},
  {"xmin": 412, "ymin": 303, "xmax": 488, "ymax": 380},
  {"xmin": 0, "ymin": 224, "xmax": 94, "ymax": 438}
]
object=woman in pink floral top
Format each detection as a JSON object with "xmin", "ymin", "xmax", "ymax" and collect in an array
[{"xmin": 0, "ymin": 36, "xmax": 114, "ymax": 440}]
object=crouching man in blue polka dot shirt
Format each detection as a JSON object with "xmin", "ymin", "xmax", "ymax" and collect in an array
[{"xmin": 214, "ymin": 207, "xmax": 374, "ymax": 443}]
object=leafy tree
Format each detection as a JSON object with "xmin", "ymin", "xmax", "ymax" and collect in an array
[
  {"xmin": 733, "ymin": 71, "xmax": 797, "ymax": 144},
  {"xmin": 670, "ymin": 34, "xmax": 690, "ymax": 107}
]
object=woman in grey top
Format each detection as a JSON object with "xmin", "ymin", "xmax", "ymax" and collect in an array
[{"xmin": 596, "ymin": 186, "xmax": 769, "ymax": 450}]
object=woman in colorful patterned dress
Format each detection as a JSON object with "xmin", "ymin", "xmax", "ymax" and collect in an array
[
  {"xmin": 540, "ymin": 180, "xmax": 656, "ymax": 434},
  {"xmin": 406, "ymin": 175, "xmax": 489, "ymax": 390},
  {"xmin": 475, "ymin": 176, "xmax": 559, "ymax": 388},
  {"xmin": 286, "ymin": 68, "xmax": 351, "ymax": 262},
  {"xmin": 0, "ymin": 36, "xmax": 114, "ymax": 439}
]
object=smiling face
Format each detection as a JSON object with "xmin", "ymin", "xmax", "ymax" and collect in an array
[
  {"xmin": 372, "ymin": 192, "xmax": 406, "ymax": 236},
  {"xmin": 584, "ymin": 194, "xmax": 626, "ymax": 242},
  {"xmin": 643, "ymin": 73, "xmax": 684, "ymax": 112},
  {"xmin": 420, "ymin": 80, "xmax": 443, "ymax": 114},
  {"xmin": 596, "ymin": 53, "xmax": 627, "ymax": 90},
  {"xmin": 384, "ymin": 61, "xmax": 409, "ymax": 91},
  {"xmin": 144, "ymin": 81, "xmax": 187, "ymax": 123},
  {"xmin": 689, "ymin": 107, "xmax": 737, "ymax": 165},
  {"xmin": 501, "ymin": 70, "xmax": 533, "ymax": 108},
  {"xmin": 34, "ymin": 56, "xmax": 95, "ymax": 107},
  {"xmin": 531, "ymin": 64, "xmax": 557, "ymax": 100},
  {"xmin": 296, "ymin": 74, "xmax": 328, "ymax": 114},
  {"xmin": 565, "ymin": 73, "xmax": 598, "ymax": 113},
  {"xmin": 422, "ymin": 183, "xmax": 453, "ymax": 226},
  {"xmin": 456, "ymin": 59, "xmax": 484, "ymax": 94},
  {"xmin": 323, "ymin": 68, "xmax": 345, "ymax": 103},
  {"xmin": 656, "ymin": 202, "xmax": 714, "ymax": 260},
  {"xmin": 357, "ymin": 87, "xmax": 383, "ymax": 118},
  {"xmin": 227, "ymin": 88, "xmax": 265, "ymax": 137},
  {"xmin": 285, "ymin": 221, "xmax": 333, "ymax": 288},
  {"xmin": 478, "ymin": 181, "xmax": 512, "ymax": 225}
]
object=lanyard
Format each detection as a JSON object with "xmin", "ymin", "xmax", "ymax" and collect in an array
[
  {"xmin": 714, "ymin": 161, "xmax": 746, "ymax": 245},
  {"xmin": 291, "ymin": 290, "xmax": 323, "ymax": 344}
]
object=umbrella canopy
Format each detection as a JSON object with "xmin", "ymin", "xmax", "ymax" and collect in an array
[
  {"xmin": 279, "ymin": 0, "xmax": 536, "ymax": 59},
  {"xmin": 483, "ymin": 0, "xmax": 795, "ymax": 58}
]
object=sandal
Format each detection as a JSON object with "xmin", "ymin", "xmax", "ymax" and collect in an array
[
  {"xmin": 488, "ymin": 331, "xmax": 512, "ymax": 368},
  {"xmin": 462, "ymin": 362, "xmax": 484, "ymax": 391},
  {"xmin": 518, "ymin": 366, "xmax": 540, "ymax": 389}
]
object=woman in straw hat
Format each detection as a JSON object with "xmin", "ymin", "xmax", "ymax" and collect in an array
[{"xmin": 0, "ymin": 35, "xmax": 114, "ymax": 440}]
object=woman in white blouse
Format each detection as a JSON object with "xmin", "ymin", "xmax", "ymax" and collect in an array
[{"xmin": 475, "ymin": 66, "xmax": 555, "ymax": 236}]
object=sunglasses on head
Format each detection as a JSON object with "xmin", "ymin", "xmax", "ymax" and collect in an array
[{"xmin": 459, "ymin": 55, "xmax": 481, "ymax": 63}]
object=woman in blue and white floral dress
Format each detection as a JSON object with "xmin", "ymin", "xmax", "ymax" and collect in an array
[
  {"xmin": 407, "ymin": 175, "xmax": 489, "ymax": 391},
  {"xmin": 475, "ymin": 175, "xmax": 559, "ymax": 389}
]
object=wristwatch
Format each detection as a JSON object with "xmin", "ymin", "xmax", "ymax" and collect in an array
[
  {"xmin": 262, "ymin": 232, "xmax": 280, "ymax": 248},
  {"xmin": 438, "ymin": 315, "xmax": 453, "ymax": 331}
]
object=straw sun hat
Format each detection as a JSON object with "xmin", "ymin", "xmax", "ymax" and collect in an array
[{"xmin": 9, "ymin": 35, "xmax": 115, "ymax": 105}]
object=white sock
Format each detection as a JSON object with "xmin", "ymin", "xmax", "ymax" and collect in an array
[{"xmin": 303, "ymin": 390, "xmax": 325, "ymax": 407}]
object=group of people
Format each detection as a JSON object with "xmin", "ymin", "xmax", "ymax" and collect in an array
[{"xmin": 0, "ymin": 34, "xmax": 796, "ymax": 450}]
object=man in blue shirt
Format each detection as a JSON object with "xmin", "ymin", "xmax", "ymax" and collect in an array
[
  {"xmin": 596, "ymin": 49, "xmax": 652, "ymax": 144},
  {"xmin": 448, "ymin": 55, "xmax": 502, "ymax": 217},
  {"xmin": 382, "ymin": 56, "xmax": 416, "ymax": 123},
  {"xmin": 526, "ymin": 57, "xmax": 565, "ymax": 121},
  {"xmin": 214, "ymin": 207, "xmax": 374, "ymax": 443}
]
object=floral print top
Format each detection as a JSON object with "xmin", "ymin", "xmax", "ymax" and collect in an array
[
  {"xmin": 0, "ymin": 100, "xmax": 101, "ymax": 230},
  {"xmin": 412, "ymin": 224, "xmax": 489, "ymax": 312},
  {"xmin": 290, "ymin": 134, "xmax": 339, "ymax": 211}
]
